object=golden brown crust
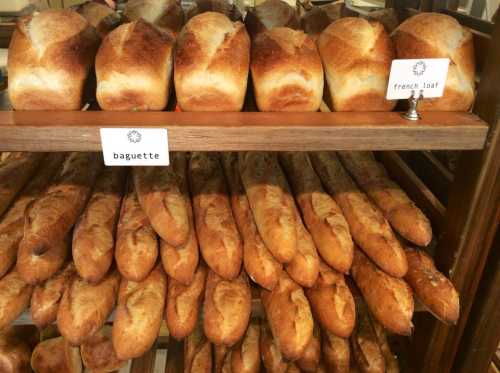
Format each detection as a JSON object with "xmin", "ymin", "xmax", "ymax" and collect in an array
[
  {"xmin": 238, "ymin": 152, "xmax": 297, "ymax": 263},
  {"xmin": 124, "ymin": 0, "xmax": 185, "ymax": 35},
  {"xmin": 0, "ymin": 326, "xmax": 36, "ymax": 373},
  {"xmin": 184, "ymin": 324, "xmax": 212, "ymax": 373},
  {"xmin": 166, "ymin": 265, "xmax": 207, "ymax": 340},
  {"xmin": 222, "ymin": 153, "xmax": 282, "ymax": 290},
  {"xmin": 57, "ymin": 270, "xmax": 120, "ymax": 346},
  {"xmin": 309, "ymin": 152, "xmax": 407, "ymax": 278},
  {"xmin": 369, "ymin": 316, "xmax": 400, "ymax": 373},
  {"xmin": 404, "ymin": 248, "xmax": 459, "ymax": 324},
  {"xmin": 113, "ymin": 264, "xmax": 167, "ymax": 359},
  {"xmin": 351, "ymin": 248, "xmax": 414, "ymax": 336},
  {"xmin": 245, "ymin": 0, "xmax": 299, "ymax": 37},
  {"xmin": 297, "ymin": 325, "xmax": 320, "ymax": 372},
  {"xmin": 73, "ymin": 166, "xmax": 126, "ymax": 283},
  {"xmin": 305, "ymin": 261, "xmax": 355, "ymax": 338},
  {"xmin": 189, "ymin": 152, "xmax": 242, "ymax": 280},
  {"xmin": 338, "ymin": 151, "xmax": 432, "ymax": 247},
  {"xmin": 115, "ymin": 180, "xmax": 158, "ymax": 282},
  {"xmin": 260, "ymin": 321, "xmax": 287, "ymax": 373},
  {"xmin": 203, "ymin": 269, "xmax": 252, "ymax": 346},
  {"xmin": 81, "ymin": 326, "xmax": 124, "ymax": 372},
  {"xmin": 31, "ymin": 336, "xmax": 82, "ymax": 373},
  {"xmin": 322, "ymin": 330, "xmax": 350, "ymax": 373},
  {"xmin": 231, "ymin": 319, "xmax": 261, "ymax": 373},
  {"xmin": 0, "ymin": 269, "xmax": 33, "ymax": 330},
  {"xmin": 261, "ymin": 271, "xmax": 314, "ymax": 361}
]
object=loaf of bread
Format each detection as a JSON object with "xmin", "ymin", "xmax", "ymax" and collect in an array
[
  {"xmin": 251, "ymin": 27, "xmax": 323, "ymax": 112},
  {"xmin": 318, "ymin": 17, "xmax": 396, "ymax": 111},
  {"xmin": 393, "ymin": 13, "xmax": 475, "ymax": 111},
  {"xmin": 322, "ymin": 330, "xmax": 350, "ymax": 373},
  {"xmin": 184, "ymin": 324, "xmax": 213, "ymax": 373},
  {"xmin": 113, "ymin": 264, "xmax": 167, "ymax": 359},
  {"xmin": 57, "ymin": 270, "xmax": 120, "ymax": 345},
  {"xmin": 310, "ymin": 152, "xmax": 408, "ymax": 278},
  {"xmin": 81, "ymin": 326, "xmax": 125, "ymax": 372},
  {"xmin": 8, "ymin": 9, "xmax": 98, "ymax": 110},
  {"xmin": 305, "ymin": 261, "xmax": 355, "ymax": 338},
  {"xmin": 124, "ymin": 0, "xmax": 184, "ymax": 35},
  {"xmin": 72, "ymin": 167, "xmax": 126, "ymax": 283},
  {"xmin": 174, "ymin": 12, "xmax": 250, "ymax": 111},
  {"xmin": 300, "ymin": 1, "xmax": 344, "ymax": 40},
  {"xmin": 160, "ymin": 153, "xmax": 199, "ymax": 285},
  {"xmin": 222, "ymin": 153, "xmax": 282, "ymax": 290},
  {"xmin": 185, "ymin": 0, "xmax": 242, "ymax": 22},
  {"xmin": 261, "ymin": 271, "xmax": 314, "ymax": 360},
  {"xmin": 77, "ymin": 1, "xmax": 121, "ymax": 37},
  {"xmin": 260, "ymin": 321, "xmax": 288, "ymax": 373},
  {"xmin": 31, "ymin": 262, "xmax": 76, "ymax": 329},
  {"xmin": 0, "ymin": 153, "xmax": 64, "ymax": 279},
  {"xmin": 280, "ymin": 152, "xmax": 353, "ymax": 273},
  {"xmin": 96, "ymin": 20, "xmax": 175, "ymax": 111},
  {"xmin": 203, "ymin": 269, "xmax": 251, "ymax": 346},
  {"xmin": 338, "ymin": 151, "xmax": 432, "ymax": 247},
  {"xmin": 21, "ymin": 152, "xmax": 102, "ymax": 256},
  {"xmin": 0, "ymin": 269, "xmax": 33, "ymax": 330},
  {"xmin": 296, "ymin": 325, "xmax": 320, "ymax": 372},
  {"xmin": 238, "ymin": 152, "xmax": 297, "ymax": 263},
  {"xmin": 245, "ymin": 0, "xmax": 299, "ymax": 37},
  {"xmin": 31, "ymin": 336, "xmax": 82, "ymax": 373},
  {"xmin": 214, "ymin": 344, "xmax": 230, "ymax": 373},
  {"xmin": 231, "ymin": 319, "xmax": 261, "ymax": 373},
  {"xmin": 166, "ymin": 264, "xmax": 207, "ymax": 340},
  {"xmin": 369, "ymin": 315, "xmax": 400, "ymax": 373},
  {"xmin": 115, "ymin": 181, "xmax": 158, "ymax": 282},
  {"xmin": 351, "ymin": 248, "xmax": 414, "ymax": 335},
  {"xmin": 405, "ymin": 248, "xmax": 459, "ymax": 324},
  {"xmin": 189, "ymin": 152, "xmax": 242, "ymax": 280},
  {"xmin": 0, "ymin": 326, "xmax": 37, "ymax": 373}
]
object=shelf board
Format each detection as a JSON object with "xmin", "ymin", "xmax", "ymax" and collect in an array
[{"xmin": 0, "ymin": 110, "xmax": 488, "ymax": 151}]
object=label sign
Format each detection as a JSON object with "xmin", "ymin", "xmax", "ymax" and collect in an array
[
  {"xmin": 100, "ymin": 128, "xmax": 169, "ymax": 166},
  {"xmin": 386, "ymin": 58, "xmax": 450, "ymax": 100}
]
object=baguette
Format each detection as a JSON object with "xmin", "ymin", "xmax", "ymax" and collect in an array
[
  {"xmin": 0, "ymin": 153, "xmax": 64, "ymax": 278},
  {"xmin": 31, "ymin": 262, "xmax": 76, "ymax": 329},
  {"xmin": 184, "ymin": 324, "xmax": 213, "ymax": 373},
  {"xmin": 322, "ymin": 330, "xmax": 350, "ymax": 373},
  {"xmin": 222, "ymin": 153, "xmax": 282, "ymax": 290},
  {"xmin": 261, "ymin": 271, "xmax": 314, "ymax": 361},
  {"xmin": 115, "ymin": 181, "xmax": 158, "ymax": 282},
  {"xmin": 113, "ymin": 264, "xmax": 167, "ymax": 359},
  {"xmin": 134, "ymin": 164, "xmax": 190, "ymax": 247},
  {"xmin": 305, "ymin": 261, "xmax": 355, "ymax": 338},
  {"xmin": 351, "ymin": 248, "xmax": 414, "ymax": 335},
  {"xmin": 166, "ymin": 264, "xmax": 207, "ymax": 340},
  {"xmin": 57, "ymin": 270, "xmax": 120, "ymax": 346},
  {"xmin": 203, "ymin": 269, "xmax": 252, "ymax": 346},
  {"xmin": 31, "ymin": 336, "xmax": 83, "ymax": 373},
  {"xmin": 189, "ymin": 152, "xmax": 242, "ymax": 280},
  {"xmin": 0, "ymin": 326, "xmax": 36, "ymax": 373},
  {"xmin": 0, "ymin": 152, "xmax": 45, "ymax": 218},
  {"xmin": 238, "ymin": 152, "xmax": 297, "ymax": 263},
  {"xmin": 279, "ymin": 152, "xmax": 353, "ymax": 273},
  {"xmin": 0, "ymin": 269, "xmax": 33, "ymax": 330},
  {"xmin": 214, "ymin": 344, "xmax": 230, "ymax": 373},
  {"xmin": 21, "ymin": 152, "xmax": 102, "ymax": 256},
  {"xmin": 338, "ymin": 151, "xmax": 432, "ymax": 246},
  {"xmin": 404, "ymin": 248, "xmax": 459, "ymax": 324},
  {"xmin": 296, "ymin": 325, "xmax": 320, "ymax": 372},
  {"xmin": 231, "ymin": 319, "xmax": 261, "ymax": 373},
  {"xmin": 260, "ymin": 321, "xmax": 287, "ymax": 373},
  {"xmin": 309, "ymin": 152, "xmax": 407, "ymax": 278},
  {"xmin": 73, "ymin": 166, "xmax": 126, "ymax": 283},
  {"xmin": 160, "ymin": 152, "xmax": 199, "ymax": 285},
  {"xmin": 81, "ymin": 326, "xmax": 125, "ymax": 372},
  {"xmin": 369, "ymin": 316, "xmax": 400, "ymax": 373}
]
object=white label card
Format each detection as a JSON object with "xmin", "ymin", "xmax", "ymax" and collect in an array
[
  {"xmin": 386, "ymin": 58, "xmax": 450, "ymax": 100},
  {"xmin": 100, "ymin": 128, "xmax": 169, "ymax": 166}
]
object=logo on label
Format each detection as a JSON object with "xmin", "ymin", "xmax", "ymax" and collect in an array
[
  {"xmin": 127, "ymin": 130, "xmax": 142, "ymax": 144},
  {"xmin": 412, "ymin": 61, "xmax": 427, "ymax": 76}
]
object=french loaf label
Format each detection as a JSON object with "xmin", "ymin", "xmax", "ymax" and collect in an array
[
  {"xmin": 386, "ymin": 58, "xmax": 450, "ymax": 100},
  {"xmin": 100, "ymin": 128, "xmax": 169, "ymax": 166}
]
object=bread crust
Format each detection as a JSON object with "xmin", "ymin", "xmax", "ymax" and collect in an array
[
  {"xmin": 31, "ymin": 336, "xmax": 83, "ymax": 373},
  {"xmin": 184, "ymin": 324, "xmax": 212, "ymax": 373},
  {"xmin": 296, "ymin": 325, "xmax": 320, "ymax": 372},
  {"xmin": 322, "ymin": 330, "xmax": 350, "ymax": 373},
  {"xmin": 260, "ymin": 321, "xmax": 287, "ymax": 373},
  {"xmin": 369, "ymin": 315, "xmax": 400, "ymax": 373},
  {"xmin": 0, "ymin": 326, "xmax": 35, "ymax": 373},
  {"xmin": 245, "ymin": 0, "xmax": 299, "ymax": 37},
  {"xmin": 0, "ymin": 269, "xmax": 33, "ymax": 330},
  {"xmin": 81, "ymin": 326, "xmax": 124, "ymax": 372},
  {"xmin": 214, "ymin": 344, "xmax": 230, "ymax": 373},
  {"xmin": 231, "ymin": 319, "xmax": 261, "ymax": 373}
]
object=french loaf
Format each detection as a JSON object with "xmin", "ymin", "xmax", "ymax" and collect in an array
[
  {"xmin": 251, "ymin": 27, "xmax": 323, "ymax": 112},
  {"xmin": 57, "ymin": 270, "xmax": 120, "ymax": 346},
  {"xmin": 184, "ymin": 323, "xmax": 213, "ymax": 373},
  {"xmin": 189, "ymin": 152, "xmax": 242, "ymax": 280},
  {"xmin": 174, "ymin": 12, "xmax": 250, "ymax": 111},
  {"xmin": 166, "ymin": 264, "xmax": 207, "ymax": 340},
  {"xmin": 73, "ymin": 166, "xmax": 126, "ymax": 283},
  {"xmin": 322, "ymin": 330, "xmax": 350, "ymax": 373},
  {"xmin": 31, "ymin": 336, "xmax": 82, "ymax": 373},
  {"xmin": 393, "ymin": 13, "xmax": 475, "ymax": 111},
  {"xmin": 203, "ymin": 269, "xmax": 252, "ymax": 346},
  {"xmin": 96, "ymin": 20, "xmax": 175, "ymax": 111},
  {"xmin": 0, "ymin": 326, "xmax": 37, "ymax": 373},
  {"xmin": 231, "ymin": 319, "xmax": 261, "ymax": 373},
  {"xmin": 318, "ymin": 17, "xmax": 396, "ymax": 111},
  {"xmin": 261, "ymin": 271, "xmax": 314, "ymax": 361},
  {"xmin": 300, "ymin": 1, "xmax": 345, "ymax": 40},
  {"xmin": 0, "ymin": 269, "xmax": 33, "ymax": 330},
  {"xmin": 81, "ymin": 326, "xmax": 125, "ymax": 372},
  {"xmin": 115, "ymin": 181, "xmax": 158, "ymax": 282},
  {"xmin": 369, "ymin": 315, "xmax": 400, "ymax": 373},
  {"xmin": 309, "ymin": 152, "xmax": 408, "ymax": 278},
  {"xmin": 8, "ymin": 9, "xmax": 99, "ymax": 110},
  {"xmin": 351, "ymin": 248, "xmax": 414, "ymax": 335},
  {"xmin": 245, "ymin": 0, "xmax": 300, "ymax": 37},
  {"xmin": 296, "ymin": 325, "xmax": 321, "ymax": 372},
  {"xmin": 260, "ymin": 321, "xmax": 288, "ymax": 373},
  {"xmin": 21, "ymin": 152, "xmax": 102, "ymax": 256},
  {"xmin": 124, "ymin": 0, "xmax": 184, "ymax": 35},
  {"xmin": 238, "ymin": 152, "xmax": 297, "ymax": 263},
  {"xmin": 113, "ymin": 264, "xmax": 167, "ymax": 359},
  {"xmin": 280, "ymin": 152, "xmax": 353, "ymax": 273},
  {"xmin": 77, "ymin": 1, "xmax": 121, "ymax": 37},
  {"xmin": 338, "ymin": 151, "xmax": 432, "ymax": 247}
]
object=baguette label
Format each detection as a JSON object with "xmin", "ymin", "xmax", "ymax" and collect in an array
[
  {"xmin": 100, "ymin": 128, "xmax": 169, "ymax": 166},
  {"xmin": 386, "ymin": 58, "xmax": 450, "ymax": 100}
]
